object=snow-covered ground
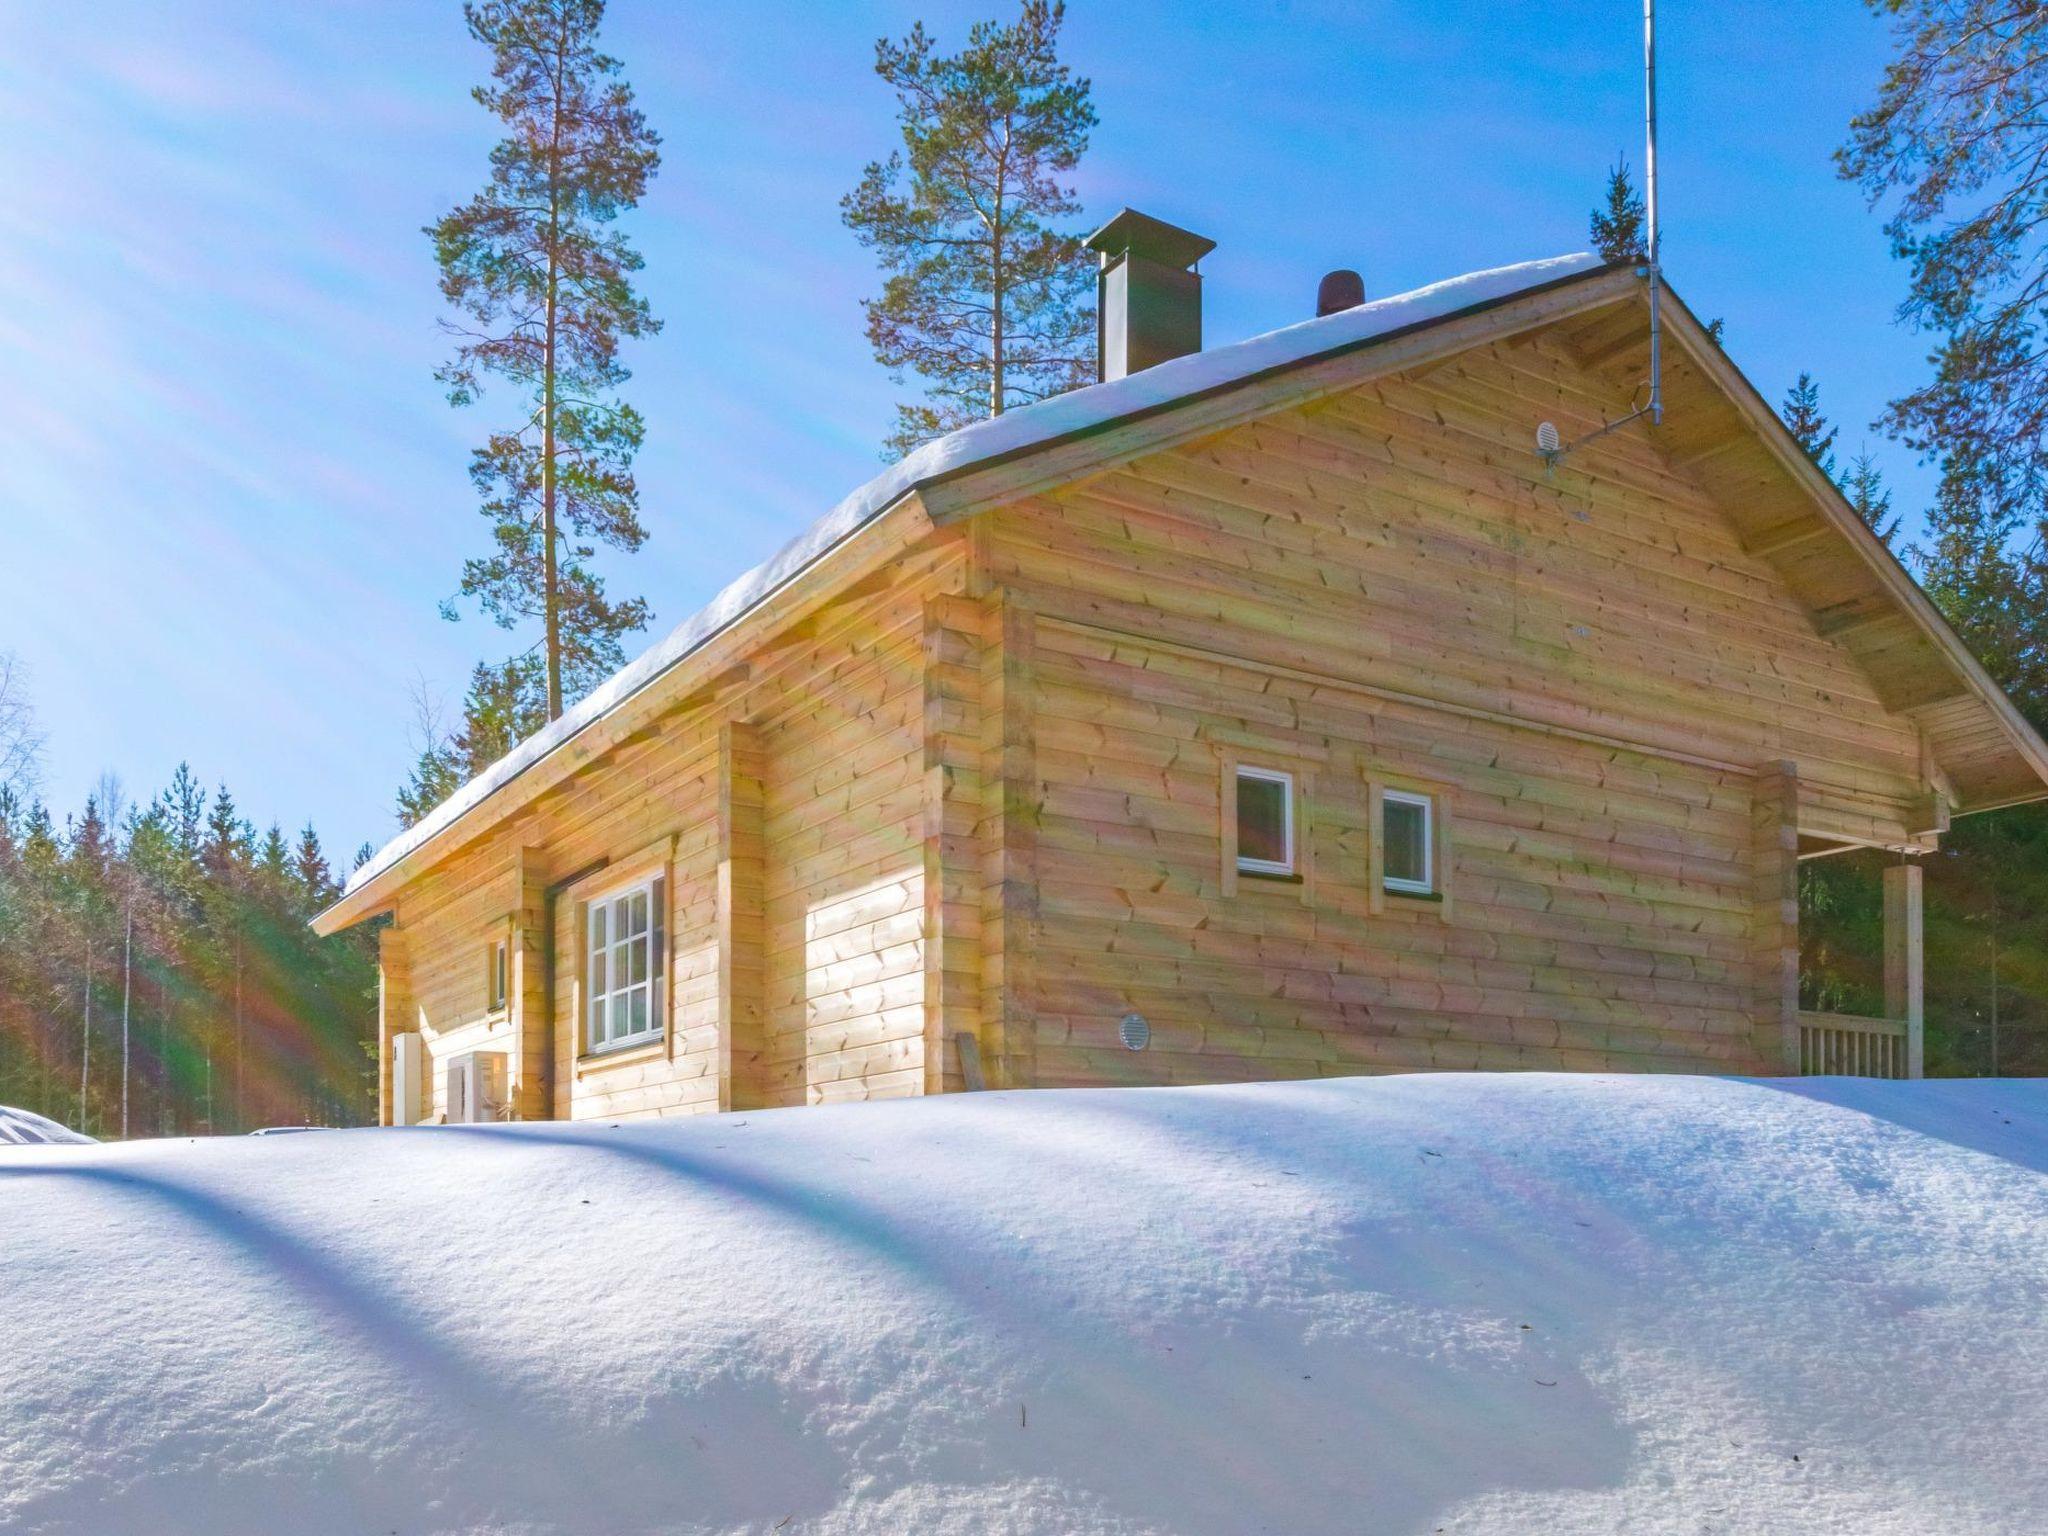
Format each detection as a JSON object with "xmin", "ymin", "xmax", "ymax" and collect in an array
[{"xmin": 4, "ymin": 1072, "xmax": 2045, "ymax": 1535}]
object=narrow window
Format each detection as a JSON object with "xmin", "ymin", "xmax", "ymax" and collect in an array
[
  {"xmin": 1235, "ymin": 766, "xmax": 1295, "ymax": 877},
  {"xmin": 586, "ymin": 878, "xmax": 665, "ymax": 1053},
  {"xmin": 1381, "ymin": 790, "xmax": 1434, "ymax": 895},
  {"xmin": 487, "ymin": 938, "xmax": 508, "ymax": 1013}
]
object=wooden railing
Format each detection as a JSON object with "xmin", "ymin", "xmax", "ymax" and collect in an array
[{"xmin": 1798, "ymin": 1011, "xmax": 1911, "ymax": 1079}]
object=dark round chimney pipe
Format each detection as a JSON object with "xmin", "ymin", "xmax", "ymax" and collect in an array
[{"xmin": 1317, "ymin": 269, "xmax": 1365, "ymax": 317}]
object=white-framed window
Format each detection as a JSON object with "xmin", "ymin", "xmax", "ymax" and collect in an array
[
  {"xmin": 586, "ymin": 877, "xmax": 664, "ymax": 1054},
  {"xmin": 1234, "ymin": 765, "xmax": 1295, "ymax": 877},
  {"xmin": 1381, "ymin": 789, "xmax": 1434, "ymax": 895},
  {"xmin": 486, "ymin": 937, "xmax": 508, "ymax": 1014}
]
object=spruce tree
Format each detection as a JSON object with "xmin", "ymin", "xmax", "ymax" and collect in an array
[
  {"xmin": 1913, "ymin": 464, "xmax": 2048, "ymax": 720},
  {"xmin": 397, "ymin": 742, "xmax": 465, "ymax": 830},
  {"xmin": 293, "ymin": 824, "xmax": 334, "ymax": 912},
  {"xmin": 257, "ymin": 824, "xmax": 292, "ymax": 888},
  {"xmin": 453, "ymin": 654, "xmax": 548, "ymax": 772},
  {"xmin": 1780, "ymin": 372, "xmax": 1839, "ymax": 480},
  {"xmin": 842, "ymin": 0, "xmax": 1097, "ymax": 458},
  {"xmin": 1841, "ymin": 450, "xmax": 1900, "ymax": 546},
  {"xmin": 393, "ymin": 654, "xmax": 548, "ymax": 827},
  {"xmin": 429, "ymin": 0, "xmax": 663, "ymax": 720},
  {"xmin": 160, "ymin": 764, "xmax": 206, "ymax": 863},
  {"xmin": 1589, "ymin": 156, "xmax": 1647, "ymax": 263},
  {"xmin": 201, "ymin": 787, "xmax": 251, "ymax": 882}
]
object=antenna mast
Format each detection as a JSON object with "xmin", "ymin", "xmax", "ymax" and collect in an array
[
  {"xmin": 1538, "ymin": 0, "xmax": 1666, "ymax": 466},
  {"xmin": 1644, "ymin": 0, "xmax": 1662, "ymax": 426}
]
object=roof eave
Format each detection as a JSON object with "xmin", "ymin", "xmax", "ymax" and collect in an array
[{"xmin": 1651, "ymin": 293, "xmax": 2048, "ymax": 815}]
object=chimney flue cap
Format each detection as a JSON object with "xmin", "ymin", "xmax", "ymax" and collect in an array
[
  {"xmin": 1317, "ymin": 269, "xmax": 1365, "ymax": 317},
  {"xmin": 1084, "ymin": 208, "xmax": 1216, "ymax": 271}
]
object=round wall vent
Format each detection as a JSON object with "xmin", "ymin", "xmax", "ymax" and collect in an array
[{"xmin": 1119, "ymin": 1012, "xmax": 1151, "ymax": 1051}]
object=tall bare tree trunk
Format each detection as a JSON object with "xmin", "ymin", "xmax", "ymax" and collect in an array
[
  {"xmin": 233, "ymin": 926, "xmax": 244, "ymax": 1132},
  {"xmin": 120, "ymin": 903, "xmax": 132, "ymax": 1139},
  {"xmin": 540, "ymin": 36, "xmax": 568, "ymax": 721},
  {"xmin": 78, "ymin": 935, "xmax": 91, "ymax": 1135}
]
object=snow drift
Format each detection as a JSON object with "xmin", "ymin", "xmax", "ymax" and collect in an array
[{"xmin": 3, "ymin": 1072, "xmax": 2046, "ymax": 1535}]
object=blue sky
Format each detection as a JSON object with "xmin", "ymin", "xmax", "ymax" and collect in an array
[{"xmin": 0, "ymin": 0, "xmax": 1924, "ymax": 861}]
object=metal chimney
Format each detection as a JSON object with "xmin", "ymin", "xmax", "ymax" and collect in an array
[
  {"xmin": 1083, "ymin": 209, "xmax": 1216, "ymax": 382},
  {"xmin": 1317, "ymin": 269, "xmax": 1364, "ymax": 316}
]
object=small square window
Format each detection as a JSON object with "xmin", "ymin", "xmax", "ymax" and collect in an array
[
  {"xmin": 1382, "ymin": 790, "xmax": 1433, "ymax": 895},
  {"xmin": 1235, "ymin": 766, "xmax": 1295, "ymax": 877}
]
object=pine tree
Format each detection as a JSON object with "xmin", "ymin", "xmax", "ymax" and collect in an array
[
  {"xmin": 429, "ymin": 0, "xmax": 663, "ymax": 720},
  {"xmin": 1841, "ymin": 450, "xmax": 1900, "ymax": 546},
  {"xmin": 842, "ymin": 0, "xmax": 1097, "ymax": 458},
  {"xmin": 1839, "ymin": 3, "xmax": 2048, "ymax": 526},
  {"xmin": 1589, "ymin": 156, "xmax": 1647, "ymax": 263},
  {"xmin": 1780, "ymin": 372, "xmax": 1838, "ymax": 481}
]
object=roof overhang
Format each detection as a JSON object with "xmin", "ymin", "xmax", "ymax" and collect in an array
[{"xmin": 1539, "ymin": 285, "xmax": 2048, "ymax": 815}]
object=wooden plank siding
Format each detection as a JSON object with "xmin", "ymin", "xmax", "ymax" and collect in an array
[
  {"xmin": 365, "ymin": 328, "xmax": 1960, "ymax": 1118},
  {"xmin": 378, "ymin": 538, "xmax": 970, "ymax": 1122},
  {"xmin": 976, "ymin": 336, "xmax": 1933, "ymax": 1081}
]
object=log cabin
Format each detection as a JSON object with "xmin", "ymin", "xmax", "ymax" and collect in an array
[{"xmin": 314, "ymin": 212, "xmax": 2048, "ymax": 1124}]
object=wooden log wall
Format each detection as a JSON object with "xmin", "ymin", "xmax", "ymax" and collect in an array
[
  {"xmin": 368, "ymin": 325, "xmax": 1955, "ymax": 1117},
  {"xmin": 378, "ymin": 538, "xmax": 966, "ymax": 1122},
  {"xmin": 975, "ymin": 335, "xmax": 1939, "ymax": 1080}
]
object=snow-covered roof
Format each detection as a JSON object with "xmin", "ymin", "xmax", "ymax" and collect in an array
[
  {"xmin": 6, "ymin": 1072, "xmax": 2047, "ymax": 1531},
  {"xmin": 337, "ymin": 251, "xmax": 1606, "ymax": 908}
]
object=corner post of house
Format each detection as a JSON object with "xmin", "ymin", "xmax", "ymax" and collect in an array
[
  {"xmin": 1884, "ymin": 862, "xmax": 1925, "ymax": 1079},
  {"xmin": 1750, "ymin": 760, "xmax": 1801, "ymax": 1073},
  {"xmin": 377, "ymin": 919, "xmax": 414, "ymax": 1126},
  {"xmin": 923, "ymin": 593, "xmax": 985, "ymax": 1093},
  {"xmin": 717, "ymin": 720, "xmax": 766, "ymax": 1111},
  {"xmin": 979, "ymin": 588, "xmax": 1039, "ymax": 1090},
  {"xmin": 511, "ymin": 848, "xmax": 552, "ymax": 1119}
]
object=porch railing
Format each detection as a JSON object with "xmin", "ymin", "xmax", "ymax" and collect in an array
[{"xmin": 1797, "ymin": 1011, "xmax": 1912, "ymax": 1080}]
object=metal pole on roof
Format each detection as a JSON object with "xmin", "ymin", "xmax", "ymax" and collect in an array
[
  {"xmin": 1533, "ymin": 0, "xmax": 1668, "ymax": 466},
  {"xmin": 1644, "ymin": 0, "xmax": 1663, "ymax": 426}
]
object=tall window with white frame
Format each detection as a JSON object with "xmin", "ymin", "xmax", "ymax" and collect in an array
[
  {"xmin": 1381, "ymin": 790, "xmax": 1434, "ymax": 896},
  {"xmin": 1235, "ymin": 765, "xmax": 1295, "ymax": 878},
  {"xmin": 586, "ymin": 878, "xmax": 664, "ymax": 1053}
]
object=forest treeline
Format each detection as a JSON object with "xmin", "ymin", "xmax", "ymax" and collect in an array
[{"xmin": 0, "ymin": 766, "xmax": 378, "ymax": 1134}]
